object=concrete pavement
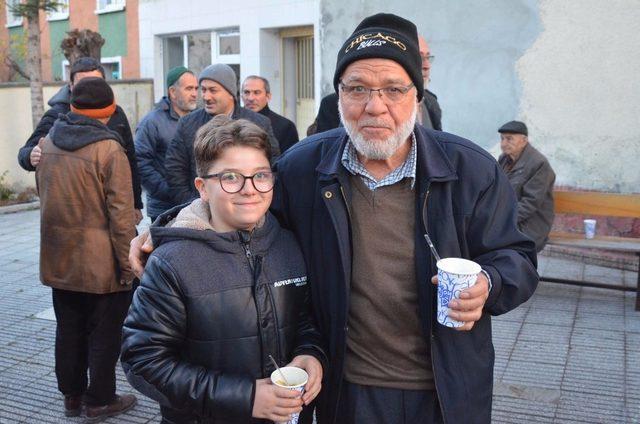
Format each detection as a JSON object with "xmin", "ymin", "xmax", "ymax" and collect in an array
[{"xmin": 0, "ymin": 209, "xmax": 638, "ymax": 423}]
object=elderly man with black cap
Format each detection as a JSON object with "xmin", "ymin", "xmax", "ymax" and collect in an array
[
  {"xmin": 498, "ymin": 120, "xmax": 556, "ymax": 252},
  {"xmin": 135, "ymin": 66, "xmax": 198, "ymax": 221},
  {"xmin": 165, "ymin": 63, "xmax": 279, "ymax": 205},
  {"xmin": 36, "ymin": 77, "xmax": 138, "ymax": 421},
  {"xmin": 129, "ymin": 13, "xmax": 538, "ymax": 424}
]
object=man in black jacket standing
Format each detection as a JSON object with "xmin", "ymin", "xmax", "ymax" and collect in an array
[
  {"xmin": 165, "ymin": 64, "xmax": 279, "ymax": 204},
  {"xmin": 242, "ymin": 75, "xmax": 299, "ymax": 153},
  {"xmin": 18, "ymin": 57, "xmax": 143, "ymax": 223},
  {"xmin": 135, "ymin": 67, "xmax": 198, "ymax": 221}
]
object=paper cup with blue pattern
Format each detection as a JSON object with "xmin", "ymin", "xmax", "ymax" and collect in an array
[
  {"xmin": 436, "ymin": 258, "xmax": 482, "ymax": 328},
  {"xmin": 270, "ymin": 366, "xmax": 308, "ymax": 424}
]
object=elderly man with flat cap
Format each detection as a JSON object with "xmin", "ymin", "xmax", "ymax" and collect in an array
[
  {"xmin": 129, "ymin": 13, "xmax": 538, "ymax": 424},
  {"xmin": 498, "ymin": 120, "xmax": 556, "ymax": 252}
]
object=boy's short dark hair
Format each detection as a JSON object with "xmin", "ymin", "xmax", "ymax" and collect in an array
[
  {"xmin": 70, "ymin": 57, "xmax": 106, "ymax": 83},
  {"xmin": 194, "ymin": 115, "xmax": 272, "ymax": 177}
]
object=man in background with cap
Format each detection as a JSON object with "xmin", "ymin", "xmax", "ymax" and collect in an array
[
  {"xmin": 36, "ymin": 77, "xmax": 137, "ymax": 420},
  {"xmin": 129, "ymin": 13, "xmax": 538, "ymax": 423},
  {"xmin": 135, "ymin": 67, "xmax": 198, "ymax": 221},
  {"xmin": 18, "ymin": 57, "xmax": 144, "ymax": 224},
  {"xmin": 242, "ymin": 75, "xmax": 299, "ymax": 153},
  {"xmin": 498, "ymin": 120, "xmax": 555, "ymax": 252},
  {"xmin": 418, "ymin": 35, "xmax": 442, "ymax": 130},
  {"xmin": 165, "ymin": 63, "xmax": 279, "ymax": 204}
]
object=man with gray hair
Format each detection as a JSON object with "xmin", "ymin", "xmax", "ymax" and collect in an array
[
  {"xmin": 242, "ymin": 75, "xmax": 299, "ymax": 152},
  {"xmin": 165, "ymin": 64, "xmax": 279, "ymax": 204},
  {"xmin": 135, "ymin": 66, "xmax": 198, "ymax": 221}
]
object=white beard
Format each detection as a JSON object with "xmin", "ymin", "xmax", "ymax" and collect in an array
[{"xmin": 338, "ymin": 100, "xmax": 417, "ymax": 160}]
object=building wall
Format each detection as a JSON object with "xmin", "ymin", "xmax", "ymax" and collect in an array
[
  {"xmin": 138, "ymin": 0, "xmax": 319, "ymax": 114},
  {"xmin": 0, "ymin": 80, "xmax": 154, "ymax": 190},
  {"xmin": 0, "ymin": 0, "xmax": 140, "ymax": 82},
  {"xmin": 49, "ymin": 19, "xmax": 69, "ymax": 81},
  {"xmin": 319, "ymin": 0, "xmax": 640, "ymax": 193}
]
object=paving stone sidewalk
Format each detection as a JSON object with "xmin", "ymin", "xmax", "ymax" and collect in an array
[{"xmin": 1, "ymin": 209, "xmax": 639, "ymax": 423}]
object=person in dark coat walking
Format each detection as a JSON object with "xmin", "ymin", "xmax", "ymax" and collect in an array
[
  {"xmin": 165, "ymin": 64, "xmax": 280, "ymax": 205},
  {"xmin": 135, "ymin": 67, "xmax": 198, "ymax": 221},
  {"xmin": 121, "ymin": 115, "xmax": 325, "ymax": 424},
  {"xmin": 129, "ymin": 13, "xmax": 538, "ymax": 424},
  {"xmin": 242, "ymin": 75, "xmax": 300, "ymax": 153},
  {"xmin": 498, "ymin": 120, "xmax": 556, "ymax": 251},
  {"xmin": 18, "ymin": 57, "xmax": 144, "ymax": 223}
]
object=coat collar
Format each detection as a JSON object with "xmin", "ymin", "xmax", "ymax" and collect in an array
[{"xmin": 315, "ymin": 126, "xmax": 457, "ymax": 185}]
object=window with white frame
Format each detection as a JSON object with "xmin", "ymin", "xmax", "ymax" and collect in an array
[
  {"xmin": 47, "ymin": 0, "xmax": 69, "ymax": 21},
  {"xmin": 62, "ymin": 56, "xmax": 122, "ymax": 81},
  {"xmin": 211, "ymin": 29, "xmax": 240, "ymax": 88},
  {"xmin": 5, "ymin": 0, "xmax": 22, "ymax": 27},
  {"xmin": 96, "ymin": 0, "xmax": 125, "ymax": 14},
  {"xmin": 162, "ymin": 32, "xmax": 212, "ymax": 82}
]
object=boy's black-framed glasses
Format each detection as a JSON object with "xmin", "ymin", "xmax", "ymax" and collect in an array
[{"xmin": 200, "ymin": 171, "xmax": 276, "ymax": 194}]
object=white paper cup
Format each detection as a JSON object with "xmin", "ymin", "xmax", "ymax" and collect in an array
[
  {"xmin": 436, "ymin": 258, "xmax": 482, "ymax": 328},
  {"xmin": 584, "ymin": 219, "xmax": 596, "ymax": 239},
  {"xmin": 270, "ymin": 366, "xmax": 308, "ymax": 424}
]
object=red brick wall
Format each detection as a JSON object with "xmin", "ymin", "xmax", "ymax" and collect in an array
[{"xmin": 122, "ymin": 0, "xmax": 139, "ymax": 78}]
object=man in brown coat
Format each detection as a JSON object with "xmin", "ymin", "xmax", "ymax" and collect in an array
[
  {"xmin": 498, "ymin": 120, "xmax": 556, "ymax": 251},
  {"xmin": 36, "ymin": 77, "xmax": 137, "ymax": 420}
]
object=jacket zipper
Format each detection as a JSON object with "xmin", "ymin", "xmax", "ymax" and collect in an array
[
  {"xmin": 240, "ymin": 232, "xmax": 270, "ymax": 375},
  {"xmin": 332, "ymin": 185, "xmax": 352, "ymax": 424},
  {"xmin": 422, "ymin": 188, "xmax": 447, "ymax": 423}
]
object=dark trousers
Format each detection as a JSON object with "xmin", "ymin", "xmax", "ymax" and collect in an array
[
  {"xmin": 336, "ymin": 381, "xmax": 443, "ymax": 424},
  {"xmin": 52, "ymin": 288, "xmax": 132, "ymax": 406}
]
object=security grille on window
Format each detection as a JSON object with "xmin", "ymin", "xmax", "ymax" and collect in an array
[{"xmin": 296, "ymin": 36, "xmax": 314, "ymax": 100}]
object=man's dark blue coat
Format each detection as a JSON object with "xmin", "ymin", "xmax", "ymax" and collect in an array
[{"xmin": 271, "ymin": 125, "xmax": 539, "ymax": 424}]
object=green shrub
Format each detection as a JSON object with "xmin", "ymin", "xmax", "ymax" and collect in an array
[{"xmin": 0, "ymin": 171, "xmax": 15, "ymax": 200}]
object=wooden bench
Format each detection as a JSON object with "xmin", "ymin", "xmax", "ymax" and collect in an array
[{"xmin": 540, "ymin": 190, "xmax": 640, "ymax": 310}]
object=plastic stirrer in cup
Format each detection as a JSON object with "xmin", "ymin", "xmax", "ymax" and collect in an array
[
  {"xmin": 268, "ymin": 354, "xmax": 291, "ymax": 386},
  {"xmin": 424, "ymin": 233, "xmax": 442, "ymax": 262}
]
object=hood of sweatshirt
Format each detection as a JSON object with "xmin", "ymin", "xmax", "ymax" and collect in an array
[
  {"xmin": 150, "ymin": 199, "xmax": 277, "ymax": 255},
  {"xmin": 49, "ymin": 112, "xmax": 123, "ymax": 151}
]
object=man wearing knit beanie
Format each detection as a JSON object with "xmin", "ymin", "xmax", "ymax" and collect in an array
[
  {"xmin": 128, "ymin": 13, "xmax": 537, "ymax": 424},
  {"xmin": 134, "ymin": 67, "xmax": 197, "ymax": 221},
  {"xmin": 164, "ymin": 63, "xmax": 280, "ymax": 204},
  {"xmin": 18, "ymin": 57, "xmax": 144, "ymax": 224},
  {"xmin": 36, "ymin": 76, "xmax": 138, "ymax": 420}
]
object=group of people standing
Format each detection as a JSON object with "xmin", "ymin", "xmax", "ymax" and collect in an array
[{"xmin": 19, "ymin": 11, "xmax": 552, "ymax": 424}]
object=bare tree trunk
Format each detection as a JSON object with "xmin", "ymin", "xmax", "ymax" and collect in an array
[{"xmin": 25, "ymin": 10, "xmax": 44, "ymax": 129}]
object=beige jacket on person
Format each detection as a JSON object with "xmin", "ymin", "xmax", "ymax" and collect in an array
[{"xmin": 36, "ymin": 113, "xmax": 136, "ymax": 294}]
